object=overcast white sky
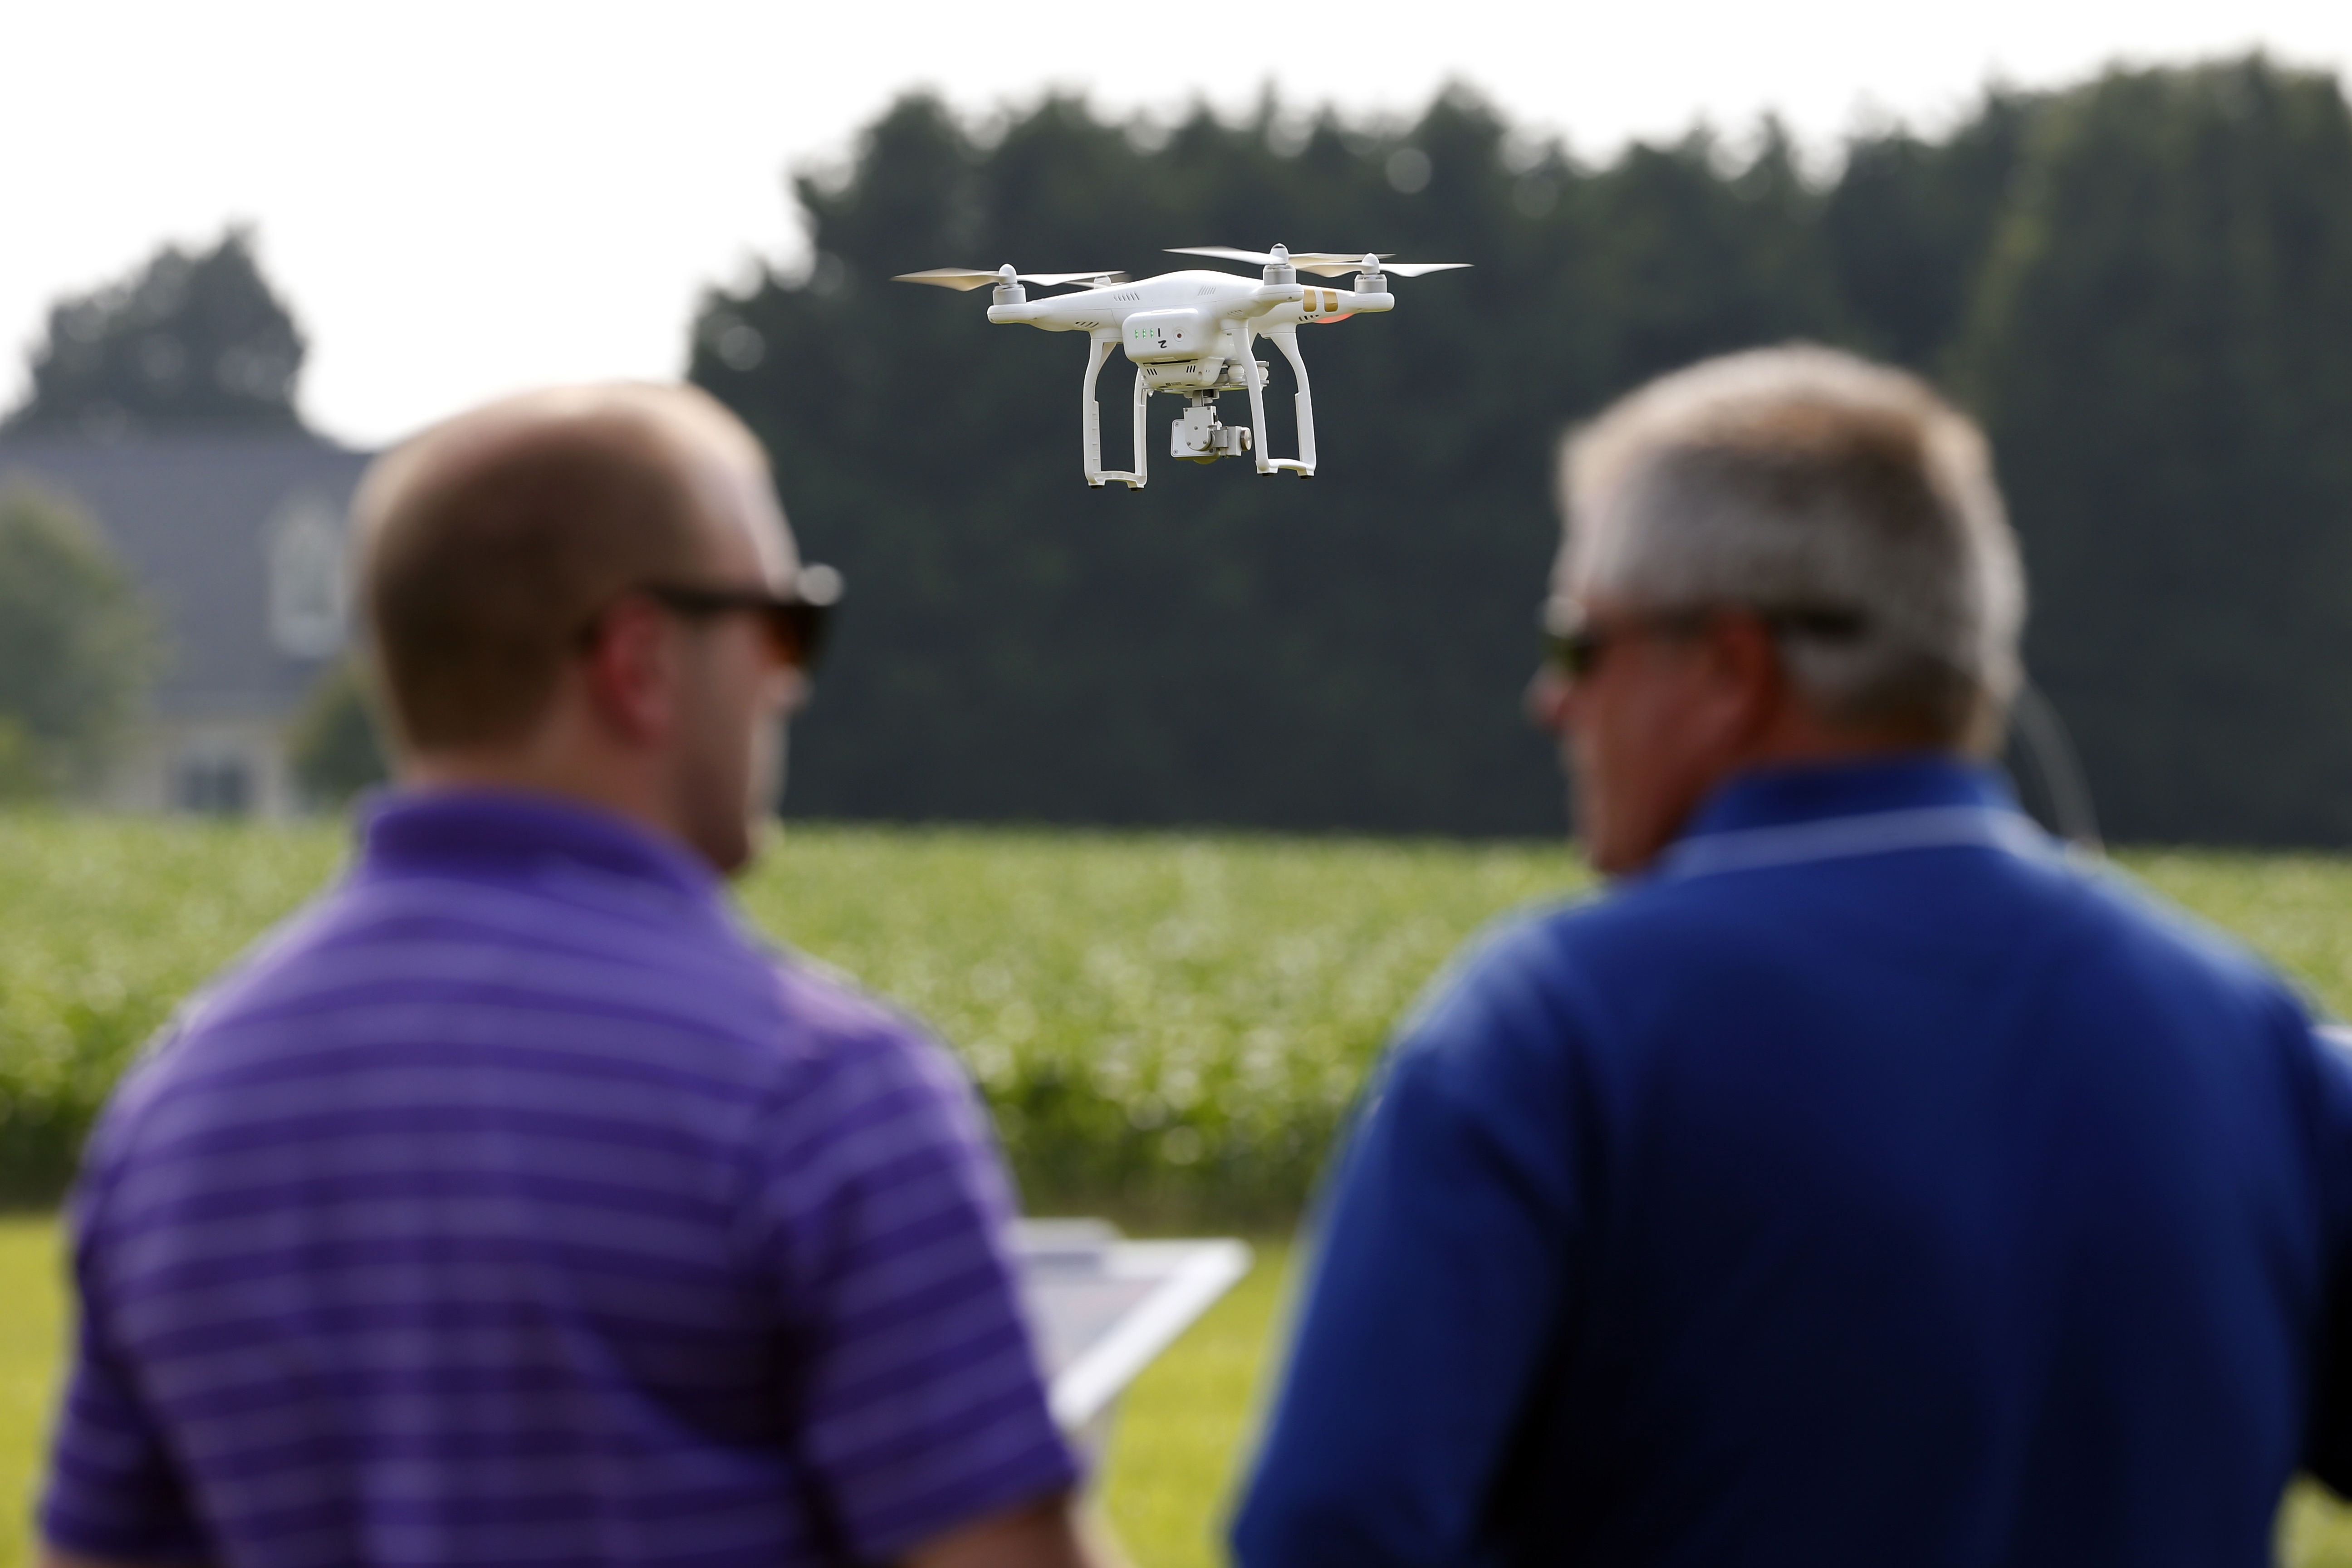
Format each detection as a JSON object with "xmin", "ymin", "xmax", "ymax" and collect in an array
[{"xmin": 5, "ymin": 0, "xmax": 2348, "ymax": 448}]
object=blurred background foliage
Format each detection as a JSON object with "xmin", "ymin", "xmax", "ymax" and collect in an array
[
  {"xmin": 289, "ymin": 656, "xmax": 388, "ymax": 808},
  {"xmin": 692, "ymin": 55, "xmax": 2352, "ymax": 845},
  {"xmin": 0, "ymin": 488, "xmax": 155, "ymax": 799},
  {"xmin": 11, "ymin": 815, "xmax": 2352, "ymax": 1217},
  {"xmin": 0, "ymin": 818, "xmax": 1578, "ymax": 1214}
]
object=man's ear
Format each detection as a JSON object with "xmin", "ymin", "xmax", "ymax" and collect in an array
[
  {"xmin": 1698, "ymin": 610, "xmax": 1789, "ymax": 750},
  {"xmin": 579, "ymin": 598, "xmax": 680, "ymax": 744}
]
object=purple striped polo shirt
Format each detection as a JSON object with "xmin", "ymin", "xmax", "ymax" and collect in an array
[{"xmin": 42, "ymin": 791, "xmax": 1078, "ymax": 1567}]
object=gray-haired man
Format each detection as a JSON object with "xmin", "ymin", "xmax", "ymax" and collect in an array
[{"xmin": 1235, "ymin": 346, "xmax": 2352, "ymax": 1566}]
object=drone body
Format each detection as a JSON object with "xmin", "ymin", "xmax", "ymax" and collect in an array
[{"xmin": 895, "ymin": 245, "xmax": 1467, "ymax": 488}]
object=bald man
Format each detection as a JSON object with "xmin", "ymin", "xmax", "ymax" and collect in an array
[{"xmin": 39, "ymin": 386, "xmax": 1110, "ymax": 1568}]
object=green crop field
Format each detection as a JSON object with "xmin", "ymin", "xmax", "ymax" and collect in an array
[
  {"xmin": 0, "ymin": 815, "xmax": 1591, "ymax": 1215},
  {"xmin": 15, "ymin": 816, "xmax": 2352, "ymax": 1560}
]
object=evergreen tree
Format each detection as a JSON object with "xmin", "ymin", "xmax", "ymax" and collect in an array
[
  {"xmin": 1957, "ymin": 59, "xmax": 2352, "ymax": 842},
  {"xmin": 8, "ymin": 227, "xmax": 307, "ymax": 433},
  {"xmin": 1824, "ymin": 92, "xmax": 2039, "ymax": 369}
]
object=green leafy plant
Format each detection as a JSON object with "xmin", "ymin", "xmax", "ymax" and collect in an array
[{"xmin": 0, "ymin": 487, "xmax": 157, "ymax": 798}]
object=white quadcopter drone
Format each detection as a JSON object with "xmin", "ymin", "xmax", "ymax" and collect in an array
[{"xmin": 894, "ymin": 245, "xmax": 1469, "ymax": 488}]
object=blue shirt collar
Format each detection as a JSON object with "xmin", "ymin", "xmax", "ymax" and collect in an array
[
  {"xmin": 1654, "ymin": 756, "xmax": 2048, "ymax": 881},
  {"xmin": 1681, "ymin": 754, "xmax": 2015, "ymax": 839},
  {"xmin": 355, "ymin": 788, "xmax": 725, "ymax": 904}
]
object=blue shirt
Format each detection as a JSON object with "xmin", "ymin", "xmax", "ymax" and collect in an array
[
  {"xmin": 43, "ymin": 791, "xmax": 1077, "ymax": 1568},
  {"xmin": 1235, "ymin": 758, "xmax": 2352, "ymax": 1568}
]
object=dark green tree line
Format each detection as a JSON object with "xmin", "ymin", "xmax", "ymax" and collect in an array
[
  {"xmin": 696, "ymin": 91, "xmax": 1862, "ymax": 834},
  {"xmin": 7, "ymin": 226, "xmax": 307, "ymax": 434},
  {"xmin": 698, "ymin": 61, "xmax": 2352, "ymax": 843},
  {"xmin": 1956, "ymin": 60, "xmax": 2352, "ymax": 843}
]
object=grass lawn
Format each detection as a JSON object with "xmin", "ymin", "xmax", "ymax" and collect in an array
[
  {"xmin": 2, "ymin": 1216, "xmax": 66, "ymax": 1568},
  {"xmin": 1097, "ymin": 1236, "xmax": 1293, "ymax": 1567}
]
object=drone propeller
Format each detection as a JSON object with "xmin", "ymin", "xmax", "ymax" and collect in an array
[
  {"xmin": 1167, "ymin": 246, "xmax": 1383, "ymax": 276},
  {"xmin": 1166, "ymin": 245, "xmax": 1467, "ymax": 279},
  {"xmin": 893, "ymin": 265, "xmax": 1127, "ymax": 291}
]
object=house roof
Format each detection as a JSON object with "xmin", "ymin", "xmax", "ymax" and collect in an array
[{"xmin": 0, "ymin": 429, "xmax": 372, "ymax": 720}]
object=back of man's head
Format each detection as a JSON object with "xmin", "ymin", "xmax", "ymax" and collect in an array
[
  {"xmin": 1561, "ymin": 344, "xmax": 2024, "ymax": 748},
  {"xmin": 352, "ymin": 382, "xmax": 775, "ymax": 755}
]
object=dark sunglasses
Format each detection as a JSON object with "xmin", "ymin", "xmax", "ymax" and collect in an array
[
  {"xmin": 1539, "ymin": 602, "xmax": 1867, "ymax": 682},
  {"xmin": 597, "ymin": 564, "xmax": 844, "ymax": 669}
]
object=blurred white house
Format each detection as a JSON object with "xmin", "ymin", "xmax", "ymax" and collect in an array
[{"xmin": 0, "ymin": 429, "xmax": 370, "ymax": 816}]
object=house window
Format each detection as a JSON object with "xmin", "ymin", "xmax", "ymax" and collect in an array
[
  {"xmin": 269, "ymin": 495, "xmax": 347, "ymax": 658},
  {"xmin": 176, "ymin": 757, "xmax": 251, "ymax": 816}
]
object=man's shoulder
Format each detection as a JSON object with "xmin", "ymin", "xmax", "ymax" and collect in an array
[
  {"xmin": 224, "ymin": 861, "xmax": 916, "ymax": 1035},
  {"xmin": 760, "ymin": 948, "xmax": 969, "ymax": 1101},
  {"xmin": 1416, "ymin": 843, "xmax": 2308, "ymax": 1053},
  {"xmin": 1419, "ymin": 874, "xmax": 1751, "ymax": 1010},
  {"xmin": 1392, "ymin": 886, "xmax": 1714, "ymax": 1039},
  {"xmin": 1383, "ymin": 900, "xmax": 1598, "ymax": 1078},
  {"xmin": 100, "ymin": 867, "xmax": 957, "ymax": 1162},
  {"xmin": 2050, "ymin": 857, "xmax": 2314, "ymax": 1026},
  {"xmin": 1387, "ymin": 884, "xmax": 1759, "ymax": 1075}
]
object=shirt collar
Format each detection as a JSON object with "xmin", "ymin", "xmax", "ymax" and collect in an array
[
  {"xmin": 1656, "ymin": 755, "xmax": 2047, "ymax": 881},
  {"xmin": 1682, "ymin": 754, "xmax": 2014, "ymax": 839},
  {"xmin": 354, "ymin": 788, "xmax": 725, "ymax": 905}
]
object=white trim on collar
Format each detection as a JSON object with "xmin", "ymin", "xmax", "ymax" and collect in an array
[{"xmin": 1661, "ymin": 804, "xmax": 2053, "ymax": 881}]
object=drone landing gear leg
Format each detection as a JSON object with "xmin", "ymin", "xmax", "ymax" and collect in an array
[
  {"xmin": 1131, "ymin": 366, "xmax": 1149, "ymax": 485},
  {"xmin": 1269, "ymin": 328, "xmax": 1316, "ymax": 476},
  {"xmin": 1082, "ymin": 339, "xmax": 1147, "ymax": 489},
  {"xmin": 1240, "ymin": 331, "xmax": 1314, "ymax": 477}
]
